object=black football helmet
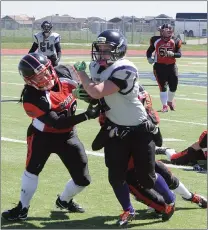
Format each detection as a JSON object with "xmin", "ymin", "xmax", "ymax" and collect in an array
[
  {"xmin": 160, "ymin": 24, "xmax": 173, "ymax": 42},
  {"xmin": 18, "ymin": 53, "xmax": 58, "ymax": 91},
  {"xmin": 91, "ymin": 29, "xmax": 127, "ymax": 66},
  {"xmin": 41, "ymin": 21, "xmax": 53, "ymax": 37}
]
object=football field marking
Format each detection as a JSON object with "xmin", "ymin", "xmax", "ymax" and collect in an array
[
  {"xmin": 1, "ymin": 96, "xmax": 206, "ymax": 126},
  {"xmin": 1, "ymin": 137, "xmax": 192, "ymax": 170}
]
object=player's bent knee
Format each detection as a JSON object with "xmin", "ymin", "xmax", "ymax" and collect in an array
[
  {"xmin": 73, "ymin": 175, "xmax": 91, "ymax": 187},
  {"xmin": 169, "ymin": 176, "xmax": 179, "ymax": 190}
]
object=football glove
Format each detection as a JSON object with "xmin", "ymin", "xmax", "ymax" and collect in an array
[
  {"xmin": 72, "ymin": 84, "xmax": 92, "ymax": 103},
  {"xmin": 165, "ymin": 51, "xmax": 175, "ymax": 57},
  {"xmin": 147, "ymin": 57, "xmax": 154, "ymax": 64},
  {"xmin": 85, "ymin": 101, "xmax": 101, "ymax": 119},
  {"xmin": 74, "ymin": 61, "xmax": 87, "ymax": 71}
]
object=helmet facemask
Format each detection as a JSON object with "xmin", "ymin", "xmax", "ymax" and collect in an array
[
  {"xmin": 91, "ymin": 36, "xmax": 126, "ymax": 66},
  {"xmin": 41, "ymin": 22, "xmax": 52, "ymax": 38},
  {"xmin": 21, "ymin": 60, "xmax": 57, "ymax": 91},
  {"xmin": 161, "ymin": 26, "xmax": 173, "ymax": 42}
]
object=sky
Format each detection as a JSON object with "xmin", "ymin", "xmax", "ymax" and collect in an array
[{"xmin": 1, "ymin": 1, "xmax": 207, "ymax": 20}]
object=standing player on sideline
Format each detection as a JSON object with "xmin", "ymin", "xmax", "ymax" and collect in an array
[
  {"xmin": 146, "ymin": 24, "xmax": 182, "ymax": 112},
  {"xmin": 28, "ymin": 21, "xmax": 62, "ymax": 66}
]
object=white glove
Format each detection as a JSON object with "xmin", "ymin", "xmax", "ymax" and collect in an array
[
  {"xmin": 165, "ymin": 51, "xmax": 175, "ymax": 57},
  {"xmin": 147, "ymin": 57, "xmax": 154, "ymax": 64}
]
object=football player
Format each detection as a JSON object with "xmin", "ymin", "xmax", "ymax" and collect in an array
[
  {"xmin": 73, "ymin": 30, "xmax": 176, "ymax": 226},
  {"xmin": 28, "ymin": 21, "xmax": 62, "ymax": 66},
  {"xmin": 156, "ymin": 130, "xmax": 207, "ymax": 167},
  {"xmin": 91, "ymin": 85, "xmax": 207, "ymax": 219},
  {"xmin": 1, "ymin": 53, "xmax": 100, "ymax": 221},
  {"xmin": 146, "ymin": 24, "xmax": 182, "ymax": 112}
]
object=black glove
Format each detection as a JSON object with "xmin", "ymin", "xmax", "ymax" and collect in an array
[
  {"xmin": 84, "ymin": 102, "xmax": 100, "ymax": 119},
  {"xmin": 140, "ymin": 120, "xmax": 158, "ymax": 134},
  {"xmin": 54, "ymin": 58, "xmax": 60, "ymax": 66}
]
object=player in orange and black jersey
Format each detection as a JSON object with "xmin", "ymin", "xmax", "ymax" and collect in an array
[
  {"xmin": 1, "ymin": 53, "xmax": 101, "ymax": 221},
  {"xmin": 146, "ymin": 24, "xmax": 182, "ymax": 112},
  {"xmin": 156, "ymin": 130, "xmax": 207, "ymax": 166}
]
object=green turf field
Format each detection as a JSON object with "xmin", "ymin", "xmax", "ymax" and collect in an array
[{"xmin": 1, "ymin": 55, "xmax": 207, "ymax": 229}]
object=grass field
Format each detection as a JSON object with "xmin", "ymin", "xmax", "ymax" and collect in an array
[{"xmin": 1, "ymin": 55, "xmax": 207, "ymax": 229}]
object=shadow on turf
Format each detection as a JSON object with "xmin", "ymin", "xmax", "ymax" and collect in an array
[
  {"xmin": 1, "ymin": 210, "xmax": 165, "ymax": 229},
  {"xmin": 1, "ymin": 207, "xmax": 203, "ymax": 229}
]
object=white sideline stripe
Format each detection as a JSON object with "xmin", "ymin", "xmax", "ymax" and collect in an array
[
  {"xmin": 1, "ymin": 82, "xmax": 23, "ymax": 86},
  {"xmin": 161, "ymin": 118, "xmax": 206, "ymax": 126},
  {"xmin": 1, "ymin": 71, "xmax": 17, "ymax": 73},
  {"xmin": 2, "ymin": 81, "xmax": 207, "ymax": 89},
  {"xmin": 1, "ymin": 99, "xmax": 204, "ymax": 126},
  {"xmin": 151, "ymin": 95, "xmax": 207, "ymax": 102},
  {"xmin": 2, "ymin": 95, "xmax": 19, "ymax": 99},
  {"xmin": 1, "ymin": 137, "xmax": 192, "ymax": 170},
  {"xmin": 194, "ymin": 93, "xmax": 207, "ymax": 96}
]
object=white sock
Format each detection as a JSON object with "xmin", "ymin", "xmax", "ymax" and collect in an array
[
  {"xmin": 20, "ymin": 170, "xmax": 38, "ymax": 208},
  {"xmin": 165, "ymin": 148, "xmax": 176, "ymax": 161},
  {"xmin": 168, "ymin": 91, "xmax": 175, "ymax": 102},
  {"xmin": 172, "ymin": 181, "xmax": 192, "ymax": 199},
  {"xmin": 60, "ymin": 179, "xmax": 85, "ymax": 202},
  {"xmin": 160, "ymin": 92, "xmax": 168, "ymax": 105}
]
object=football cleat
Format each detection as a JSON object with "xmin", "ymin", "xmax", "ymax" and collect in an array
[
  {"xmin": 55, "ymin": 196, "xmax": 85, "ymax": 213},
  {"xmin": 155, "ymin": 147, "xmax": 168, "ymax": 155},
  {"xmin": 161, "ymin": 202, "xmax": 175, "ymax": 221},
  {"xmin": 1, "ymin": 201, "xmax": 29, "ymax": 221},
  {"xmin": 167, "ymin": 101, "xmax": 175, "ymax": 111},
  {"xmin": 183, "ymin": 193, "xmax": 207, "ymax": 208},
  {"xmin": 161, "ymin": 105, "xmax": 168, "ymax": 113},
  {"xmin": 117, "ymin": 210, "xmax": 135, "ymax": 226}
]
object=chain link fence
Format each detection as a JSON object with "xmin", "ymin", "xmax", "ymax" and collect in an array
[{"xmin": 1, "ymin": 15, "xmax": 207, "ymax": 45}]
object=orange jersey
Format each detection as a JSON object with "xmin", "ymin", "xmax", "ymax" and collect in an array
[
  {"xmin": 147, "ymin": 36, "xmax": 182, "ymax": 65},
  {"xmin": 23, "ymin": 65, "xmax": 77, "ymax": 133}
]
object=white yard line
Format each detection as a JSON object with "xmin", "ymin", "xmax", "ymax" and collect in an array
[
  {"xmin": 1, "ymin": 82, "xmax": 23, "ymax": 86},
  {"xmin": 1, "ymin": 98, "xmax": 205, "ymax": 126},
  {"xmin": 2, "ymin": 96, "xmax": 19, "ymax": 99},
  {"xmin": 193, "ymin": 93, "xmax": 207, "ymax": 96},
  {"xmin": 151, "ymin": 95, "xmax": 207, "ymax": 102},
  {"xmin": 160, "ymin": 118, "xmax": 206, "ymax": 126},
  {"xmin": 1, "ymin": 137, "xmax": 192, "ymax": 170}
]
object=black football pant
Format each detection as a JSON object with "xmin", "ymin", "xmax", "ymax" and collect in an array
[
  {"xmin": 153, "ymin": 63, "xmax": 178, "ymax": 92},
  {"xmin": 127, "ymin": 161, "xmax": 179, "ymax": 212},
  {"xmin": 104, "ymin": 130, "xmax": 156, "ymax": 190},
  {"xmin": 26, "ymin": 125, "xmax": 91, "ymax": 186}
]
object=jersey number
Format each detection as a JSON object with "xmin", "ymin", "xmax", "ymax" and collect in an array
[
  {"xmin": 159, "ymin": 47, "xmax": 173, "ymax": 57},
  {"xmin": 40, "ymin": 42, "xmax": 54, "ymax": 52}
]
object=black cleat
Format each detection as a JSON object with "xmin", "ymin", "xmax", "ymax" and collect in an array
[
  {"xmin": 1, "ymin": 201, "xmax": 29, "ymax": 221},
  {"xmin": 162, "ymin": 203, "xmax": 175, "ymax": 221},
  {"xmin": 56, "ymin": 196, "xmax": 85, "ymax": 213},
  {"xmin": 183, "ymin": 193, "xmax": 207, "ymax": 208},
  {"xmin": 155, "ymin": 147, "xmax": 168, "ymax": 155}
]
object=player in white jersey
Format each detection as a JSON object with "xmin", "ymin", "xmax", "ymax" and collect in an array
[
  {"xmin": 73, "ymin": 30, "xmax": 176, "ymax": 226},
  {"xmin": 28, "ymin": 21, "xmax": 62, "ymax": 66}
]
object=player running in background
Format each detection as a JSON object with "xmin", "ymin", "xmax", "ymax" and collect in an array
[
  {"xmin": 146, "ymin": 24, "xmax": 182, "ymax": 112},
  {"xmin": 28, "ymin": 21, "xmax": 62, "ymax": 66}
]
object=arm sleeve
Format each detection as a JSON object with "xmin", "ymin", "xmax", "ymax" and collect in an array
[
  {"xmin": 38, "ymin": 110, "xmax": 88, "ymax": 129},
  {"xmin": 146, "ymin": 38, "xmax": 155, "ymax": 58},
  {"xmin": 174, "ymin": 39, "xmax": 182, "ymax": 58},
  {"xmin": 28, "ymin": 42, "xmax": 38, "ymax": 53},
  {"xmin": 109, "ymin": 66, "xmax": 138, "ymax": 94},
  {"xmin": 55, "ymin": 42, "xmax": 61, "ymax": 54}
]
